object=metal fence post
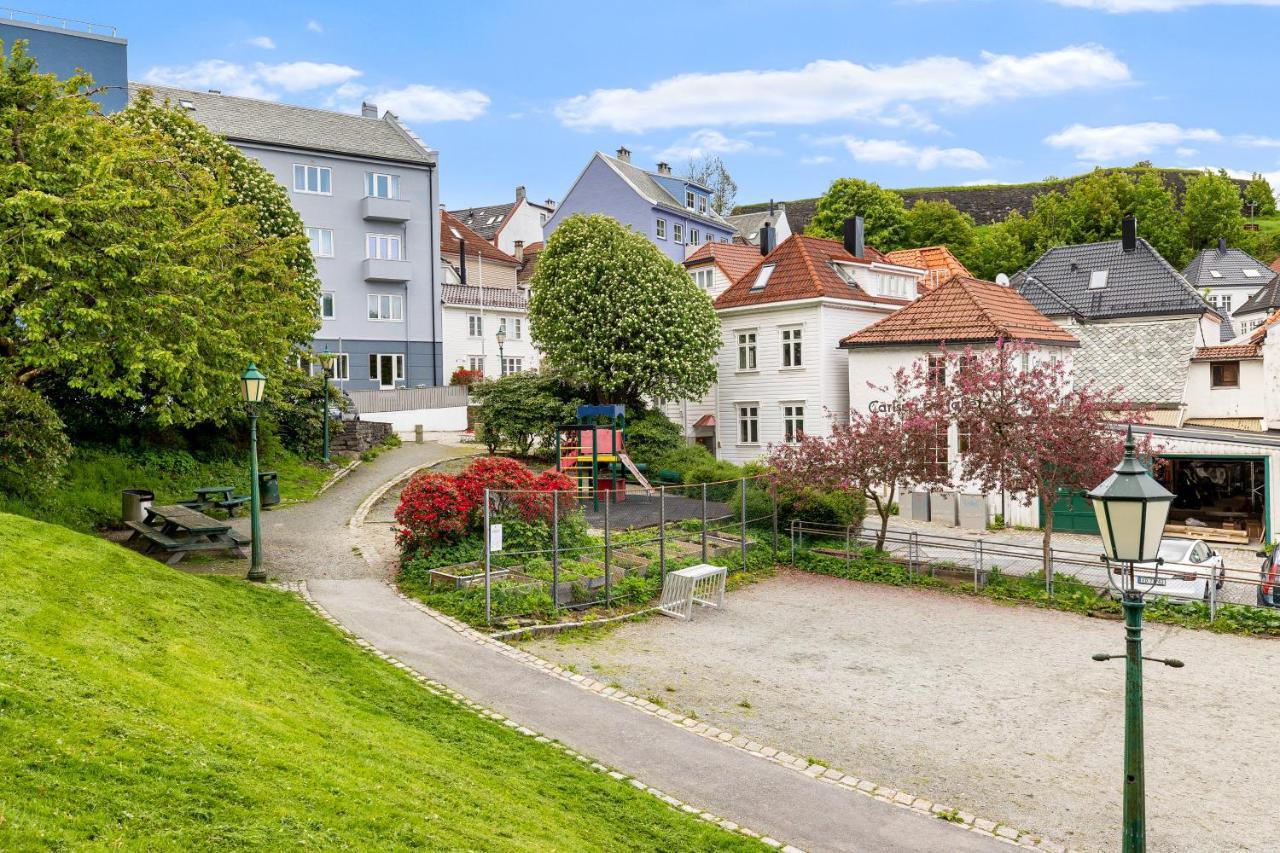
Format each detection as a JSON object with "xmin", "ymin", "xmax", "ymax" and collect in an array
[
  {"xmin": 909, "ymin": 531, "xmax": 918, "ymax": 581},
  {"xmin": 975, "ymin": 539, "xmax": 982, "ymax": 593},
  {"xmin": 659, "ymin": 485, "xmax": 667, "ymax": 581},
  {"xmin": 483, "ymin": 488, "xmax": 491, "ymax": 625},
  {"xmin": 790, "ymin": 518, "xmax": 797, "ymax": 566},
  {"xmin": 771, "ymin": 485, "xmax": 779, "ymax": 560},
  {"xmin": 740, "ymin": 476, "xmax": 748, "ymax": 572},
  {"xmin": 1209, "ymin": 568, "xmax": 1217, "ymax": 622},
  {"xmin": 1046, "ymin": 549, "xmax": 1055, "ymax": 598},
  {"xmin": 845, "ymin": 524, "xmax": 852, "ymax": 572},
  {"xmin": 701, "ymin": 482, "xmax": 709, "ymax": 563},
  {"xmin": 603, "ymin": 491, "xmax": 612, "ymax": 606},
  {"xmin": 551, "ymin": 494, "xmax": 560, "ymax": 615}
]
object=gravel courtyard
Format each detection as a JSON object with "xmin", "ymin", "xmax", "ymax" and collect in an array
[{"xmin": 524, "ymin": 569, "xmax": 1280, "ymax": 852}]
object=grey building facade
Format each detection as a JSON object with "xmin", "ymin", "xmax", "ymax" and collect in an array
[
  {"xmin": 0, "ymin": 11, "xmax": 127, "ymax": 112},
  {"xmin": 132, "ymin": 85, "xmax": 444, "ymax": 390}
]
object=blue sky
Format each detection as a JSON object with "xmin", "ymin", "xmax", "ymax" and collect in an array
[{"xmin": 57, "ymin": 0, "xmax": 1280, "ymax": 207}]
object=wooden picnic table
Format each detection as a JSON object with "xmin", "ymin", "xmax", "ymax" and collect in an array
[
  {"xmin": 128, "ymin": 504, "xmax": 249, "ymax": 565},
  {"xmin": 193, "ymin": 486, "xmax": 235, "ymax": 502}
]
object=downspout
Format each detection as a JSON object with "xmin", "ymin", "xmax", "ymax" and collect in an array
[{"xmin": 426, "ymin": 163, "xmax": 437, "ymax": 385}]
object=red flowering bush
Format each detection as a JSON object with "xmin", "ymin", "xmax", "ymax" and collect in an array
[
  {"xmin": 395, "ymin": 472, "xmax": 476, "ymax": 551},
  {"xmin": 456, "ymin": 456, "xmax": 538, "ymax": 519},
  {"xmin": 513, "ymin": 470, "xmax": 578, "ymax": 523},
  {"xmin": 450, "ymin": 367, "xmax": 483, "ymax": 387}
]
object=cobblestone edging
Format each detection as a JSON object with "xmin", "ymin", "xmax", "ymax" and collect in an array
[
  {"xmin": 282, "ymin": 582, "xmax": 799, "ymax": 852},
  {"xmin": 378, "ymin": 584, "xmax": 1071, "ymax": 852},
  {"xmin": 315, "ymin": 459, "xmax": 361, "ymax": 497},
  {"xmin": 488, "ymin": 607, "xmax": 660, "ymax": 641}
]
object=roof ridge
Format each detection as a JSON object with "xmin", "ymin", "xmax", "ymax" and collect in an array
[{"xmin": 133, "ymin": 81, "xmax": 390, "ymax": 124}]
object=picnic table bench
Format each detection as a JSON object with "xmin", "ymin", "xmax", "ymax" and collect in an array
[
  {"xmin": 127, "ymin": 504, "xmax": 249, "ymax": 565},
  {"xmin": 179, "ymin": 486, "xmax": 252, "ymax": 516}
]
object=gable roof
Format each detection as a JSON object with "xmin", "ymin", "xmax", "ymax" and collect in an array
[
  {"xmin": 725, "ymin": 206, "xmax": 786, "ymax": 244},
  {"xmin": 1234, "ymin": 273, "xmax": 1280, "ymax": 317},
  {"xmin": 883, "ymin": 246, "xmax": 972, "ymax": 293},
  {"xmin": 1192, "ymin": 343, "xmax": 1261, "ymax": 360},
  {"xmin": 840, "ymin": 275, "xmax": 1078, "ymax": 349},
  {"xmin": 713, "ymin": 234, "xmax": 911, "ymax": 311},
  {"xmin": 448, "ymin": 202, "xmax": 516, "ymax": 240},
  {"xmin": 1183, "ymin": 245, "xmax": 1274, "ymax": 289},
  {"xmin": 684, "ymin": 241, "xmax": 763, "ymax": 284},
  {"xmin": 440, "ymin": 210, "xmax": 520, "ymax": 267},
  {"xmin": 517, "ymin": 241, "xmax": 544, "ymax": 286},
  {"xmin": 1017, "ymin": 238, "xmax": 1215, "ymax": 321},
  {"xmin": 733, "ymin": 197, "xmax": 819, "ymax": 235},
  {"xmin": 597, "ymin": 153, "xmax": 730, "ymax": 229},
  {"xmin": 130, "ymin": 83, "xmax": 434, "ymax": 165}
]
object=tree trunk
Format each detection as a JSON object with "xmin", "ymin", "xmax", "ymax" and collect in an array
[{"xmin": 1041, "ymin": 500, "xmax": 1055, "ymax": 582}]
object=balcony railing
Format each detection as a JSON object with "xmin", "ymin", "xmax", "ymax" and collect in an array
[
  {"xmin": 1, "ymin": 7, "xmax": 117, "ymax": 36},
  {"xmin": 361, "ymin": 196, "xmax": 411, "ymax": 222}
]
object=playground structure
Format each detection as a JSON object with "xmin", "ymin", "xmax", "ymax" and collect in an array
[{"xmin": 556, "ymin": 405, "xmax": 655, "ymax": 509}]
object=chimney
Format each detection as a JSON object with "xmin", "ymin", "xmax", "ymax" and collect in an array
[
  {"xmin": 1122, "ymin": 214, "xmax": 1137, "ymax": 253},
  {"xmin": 616, "ymin": 146, "xmax": 631, "ymax": 163},
  {"xmin": 1218, "ymin": 236, "xmax": 1228, "ymax": 254},
  {"xmin": 361, "ymin": 101, "xmax": 378, "ymax": 118},
  {"xmin": 514, "ymin": 240, "xmax": 525, "ymax": 262},
  {"xmin": 843, "ymin": 216, "xmax": 865, "ymax": 259},
  {"xmin": 759, "ymin": 222, "xmax": 775, "ymax": 256},
  {"xmin": 458, "ymin": 238, "xmax": 467, "ymax": 285},
  {"xmin": 656, "ymin": 161, "xmax": 672, "ymax": 176},
  {"xmin": 545, "ymin": 197, "xmax": 556, "ymax": 209},
  {"xmin": 515, "ymin": 185, "xmax": 526, "ymax": 201},
  {"xmin": 768, "ymin": 198, "xmax": 776, "ymax": 217},
  {"xmin": 207, "ymin": 89, "xmax": 221, "ymax": 95}
]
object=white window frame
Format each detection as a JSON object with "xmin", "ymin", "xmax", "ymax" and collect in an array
[
  {"xmin": 468, "ymin": 314, "xmax": 484, "ymax": 337},
  {"xmin": 499, "ymin": 316, "xmax": 523, "ymax": 339},
  {"xmin": 468, "ymin": 355, "xmax": 485, "ymax": 374},
  {"xmin": 782, "ymin": 402, "xmax": 805, "ymax": 444},
  {"xmin": 367, "ymin": 293, "xmax": 404, "ymax": 322},
  {"xmin": 366, "ymin": 233, "xmax": 403, "ymax": 261},
  {"xmin": 780, "ymin": 325, "xmax": 803, "ymax": 369},
  {"xmin": 369, "ymin": 353, "xmax": 405, "ymax": 389},
  {"xmin": 698, "ymin": 196, "xmax": 708, "ymax": 215},
  {"xmin": 320, "ymin": 291, "xmax": 336, "ymax": 320},
  {"xmin": 655, "ymin": 218, "xmax": 667, "ymax": 240},
  {"xmin": 501, "ymin": 356, "xmax": 524, "ymax": 377},
  {"xmin": 673, "ymin": 223, "xmax": 684, "ymax": 244},
  {"xmin": 736, "ymin": 329, "xmax": 758, "ymax": 371},
  {"xmin": 293, "ymin": 164, "xmax": 331, "ymax": 195},
  {"xmin": 689, "ymin": 228, "xmax": 699, "ymax": 246},
  {"xmin": 364, "ymin": 171, "xmax": 400, "ymax": 200},
  {"xmin": 306, "ymin": 226, "xmax": 334, "ymax": 258},
  {"xmin": 314, "ymin": 352, "xmax": 348, "ymax": 380},
  {"xmin": 692, "ymin": 268, "xmax": 715, "ymax": 291},
  {"xmin": 737, "ymin": 403, "xmax": 760, "ymax": 445},
  {"xmin": 685, "ymin": 190, "xmax": 695, "ymax": 209}
]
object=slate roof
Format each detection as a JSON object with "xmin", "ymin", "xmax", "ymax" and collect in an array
[
  {"xmin": 440, "ymin": 285, "xmax": 528, "ymax": 310},
  {"xmin": 684, "ymin": 241, "xmax": 764, "ymax": 284},
  {"xmin": 600, "ymin": 154, "xmax": 730, "ymax": 229},
  {"xmin": 1183, "ymin": 246, "xmax": 1274, "ymax": 289},
  {"xmin": 1069, "ymin": 318, "xmax": 1200, "ymax": 405},
  {"xmin": 714, "ymin": 235, "xmax": 909, "ymax": 310},
  {"xmin": 882, "ymin": 246, "xmax": 972, "ymax": 293},
  {"xmin": 1233, "ymin": 273, "xmax": 1280, "ymax": 317},
  {"xmin": 1192, "ymin": 343, "xmax": 1261, "ymax": 360},
  {"xmin": 448, "ymin": 202, "xmax": 516, "ymax": 240},
  {"xmin": 129, "ymin": 84, "xmax": 433, "ymax": 164},
  {"xmin": 725, "ymin": 206, "xmax": 785, "ymax": 244},
  {"xmin": 733, "ymin": 197, "xmax": 819, "ymax": 235},
  {"xmin": 1016, "ymin": 238, "xmax": 1214, "ymax": 321},
  {"xmin": 440, "ymin": 211, "xmax": 520, "ymax": 266},
  {"xmin": 841, "ymin": 275, "xmax": 1078, "ymax": 348}
]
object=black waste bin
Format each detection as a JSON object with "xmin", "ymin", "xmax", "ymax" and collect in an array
[
  {"xmin": 258, "ymin": 471, "xmax": 280, "ymax": 507},
  {"xmin": 122, "ymin": 489, "xmax": 155, "ymax": 523}
]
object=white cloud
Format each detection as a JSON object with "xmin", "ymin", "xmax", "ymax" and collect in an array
[
  {"xmin": 1044, "ymin": 121, "xmax": 1221, "ymax": 161},
  {"xmin": 306, "ymin": 19, "xmax": 323, "ymax": 33},
  {"xmin": 256, "ymin": 61, "xmax": 361, "ymax": 92},
  {"xmin": 1174, "ymin": 146, "xmax": 1199, "ymax": 158},
  {"xmin": 835, "ymin": 135, "xmax": 991, "ymax": 170},
  {"xmin": 143, "ymin": 59, "xmax": 276, "ymax": 98},
  {"xmin": 362, "ymin": 83, "xmax": 490, "ymax": 122},
  {"xmin": 1053, "ymin": 0, "xmax": 1280, "ymax": 10},
  {"xmin": 555, "ymin": 45, "xmax": 1130, "ymax": 132},
  {"xmin": 245, "ymin": 35, "xmax": 275, "ymax": 49},
  {"xmin": 801, "ymin": 155, "xmax": 834, "ymax": 166},
  {"xmin": 1236, "ymin": 134, "xmax": 1280, "ymax": 148},
  {"xmin": 655, "ymin": 129, "xmax": 754, "ymax": 161}
]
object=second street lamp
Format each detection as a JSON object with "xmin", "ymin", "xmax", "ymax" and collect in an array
[
  {"xmin": 317, "ymin": 349, "xmax": 336, "ymax": 465},
  {"xmin": 496, "ymin": 328, "xmax": 507, "ymax": 377},
  {"xmin": 1087, "ymin": 425, "xmax": 1180, "ymax": 853},
  {"xmin": 240, "ymin": 363, "xmax": 268, "ymax": 583}
]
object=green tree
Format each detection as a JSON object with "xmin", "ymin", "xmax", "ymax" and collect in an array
[
  {"xmin": 806, "ymin": 177, "xmax": 907, "ymax": 251},
  {"xmin": 529, "ymin": 214, "xmax": 720, "ymax": 406},
  {"xmin": 1244, "ymin": 172, "xmax": 1277, "ymax": 217},
  {"xmin": 964, "ymin": 217, "xmax": 1031, "ymax": 281},
  {"xmin": 1182, "ymin": 169, "xmax": 1245, "ymax": 251},
  {"xmin": 1131, "ymin": 171, "xmax": 1187, "ymax": 267},
  {"xmin": 904, "ymin": 199, "xmax": 975, "ymax": 256},
  {"xmin": 0, "ymin": 380, "xmax": 70, "ymax": 496},
  {"xmin": 1058, "ymin": 169, "xmax": 1135, "ymax": 245},
  {"xmin": 471, "ymin": 372, "xmax": 577, "ymax": 456},
  {"xmin": 0, "ymin": 43, "xmax": 319, "ymax": 427}
]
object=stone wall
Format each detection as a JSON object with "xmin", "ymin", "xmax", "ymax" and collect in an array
[{"xmin": 331, "ymin": 420, "xmax": 391, "ymax": 453}]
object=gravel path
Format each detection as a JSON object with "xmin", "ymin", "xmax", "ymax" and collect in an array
[{"xmin": 524, "ymin": 568, "xmax": 1280, "ymax": 852}]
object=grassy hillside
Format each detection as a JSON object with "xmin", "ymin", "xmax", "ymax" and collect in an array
[{"xmin": 0, "ymin": 514, "xmax": 755, "ymax": 850}]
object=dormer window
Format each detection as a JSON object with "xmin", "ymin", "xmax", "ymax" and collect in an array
[
  {"xmin": 685, "ymin": 190, "xmax": 695, "ymax": 209},
  {"xmin": 1089, "ymin": 270, "xmax": 1109, "ymax": 289},
  {"xmin": 750, "ymin": 264, "xmax": 776, "ymax": 292},
  {"xmin": 830, "ymin": 262, "xmax": 859, "ymax": 286},
  {"xmin": 698, "ymin": 196, "xmax": 707, "ymax": 215}
]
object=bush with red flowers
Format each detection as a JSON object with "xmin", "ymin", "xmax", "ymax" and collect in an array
[
  {"xmin": 456, "ymin": 455, "xmax": 537, "ymax": 521},
  {"xmin": 394, "ymin": 471, "xmax": 477, "ymax": 551},
  {"xmin": 450, "ymin": 367, "xmax": 483, "ymax": 387},
  {"xmin": 512, "ymin": 470, "xmax": 578, "ymax": 523}
]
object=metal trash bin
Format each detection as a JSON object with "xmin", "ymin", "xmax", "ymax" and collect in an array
[
  {"xmin": 258, "ymin": 471, "xmax": 280, "ymax": 507},
  {"xmin": 122, "ymin": 489, "xmax": 154, "ymax": 523}
]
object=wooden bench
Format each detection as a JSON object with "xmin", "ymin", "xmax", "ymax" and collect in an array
[
  {"xmin": 125, "ymin": 519, "xmax": 249, "ymax": 565},
  {"xmin": 215, "ymin": 496, "xmax": 252, "ymax": 516}
]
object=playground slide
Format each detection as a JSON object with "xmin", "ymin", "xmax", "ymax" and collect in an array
[{"xmin": 617, "ymin": 453, "xmax": 657, "ymax": 495}]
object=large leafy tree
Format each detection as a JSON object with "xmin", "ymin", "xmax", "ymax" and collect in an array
[
  {"xmin": 964, "ymin": 212, "xmax": 1037, "ymax": 281},
  {"xmin": 1131, "ymin": 170, "xmax": 1187, "ymax": 267},
  {"xmin": 1182, "ymin": 168, "xmax": 1245, "ymax": 251},
  {"xmin": 1244, "ymin": 172, "xmax": 1277, "ymax": 217},
  {"xmin": 529, "ymin": 214, "xmax": 720, "ymax": 406},
  {"xmin": 806, "ymin": 178, "xmax": 907, "ymax": 251},
  {"xmin": 0, "ymin": 43, "xmax": 319, "ymax": 427},
  {"xmin": 904, "ymin": 199, "xmax": 975, "ymax": 257}
]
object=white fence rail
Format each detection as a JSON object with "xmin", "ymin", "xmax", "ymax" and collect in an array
[{"xmin": 347, "ymin": 385, "xmax": 467, "ymax": 414}]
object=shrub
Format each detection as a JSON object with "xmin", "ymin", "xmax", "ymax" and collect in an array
[
  {"xmin": 682, "ymin": 458, "xmax": 743, "ymax": 502},
  {"xmin": 395, "ymin": 472, "xmax": 476, "ymax": 552},
  {"xmin": 512, "ymin": 470, "xmax": 578, "ymax": 524},
  {"xmin": 731, "ymin": 479, "xmax": 866, "ymax": 529},
  {"xmin": 624, "ymin": 408, "xmax": 682, "ymax": 467},
  {"xmin": 456, "ymin": 456, "xmax": 537, "ymax": 521},
  {"xmin": 450, "ymin": 367, "xmax": 483, "ymax": 387},
  {"xmin": 0, "ymin": 383, "xmax": 71, "ymax": 497},
  {"xmin": 655, "ymin": 444, "xmax": 717, "ymax": 478},
  {"xmin": 471, "ymin": 372, "xmax": 576, "ymax": 456}
]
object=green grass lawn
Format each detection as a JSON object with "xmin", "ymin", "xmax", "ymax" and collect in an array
[{"xmin": 0, "ymin": 513, "xmax": 756, "ymax": 850}]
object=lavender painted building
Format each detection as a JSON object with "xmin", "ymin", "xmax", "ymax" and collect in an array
[{"xmin": 544, "ymin": 147, "xmax": 734, "ymax": 262}]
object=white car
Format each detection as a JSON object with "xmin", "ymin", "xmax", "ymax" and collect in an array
[{"xmin": 1112, "ymin": 537, "xmax": 1225, "ymax": 602}]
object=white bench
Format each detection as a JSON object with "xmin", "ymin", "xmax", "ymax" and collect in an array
[{"xmin": 658, "ymin": 563, "xmax": 727, "ymax": 621}]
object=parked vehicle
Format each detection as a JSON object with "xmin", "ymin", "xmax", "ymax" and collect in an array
[
  {"xmin": 328, "ymin": 390, "xmax": 359, "ymax": 422},
  {"xmin": 1112, "ymin": 537, "xmax": 1225, "ymax": 603},
  {"xmin": 1257, "ymin": 547, "xmax": 1279, "ymax": 607}
]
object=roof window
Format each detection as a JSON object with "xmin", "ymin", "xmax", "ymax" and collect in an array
[
  {"xmin": 750, "ymin": 264, "xmax": 776, "ymax": 292},
  {"xmin": 177, "ymin": 98, "xmax": 195, "ymax": 110},
  {"xmin": 1243, "ymin": 269, "xmax": 1261, "ymax": 278},
  {"xmin": 1089, "ymin": 270, "xmax": 1109, "ymax": 290},
  {"xmin": 830, "ymin": 262, "xmax": 859, "ymax": 286},
  {"xmin": 1210, "ymin": 270, "xmax": 1223, "ymax": 278}
]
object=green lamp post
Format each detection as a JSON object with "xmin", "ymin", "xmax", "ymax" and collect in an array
[
  {"xmin": 1087, "ymin": 425, "xmax": 1181, "ymax": 853},
  {"xmin": 241, "ymin": 363, "xmax": 267, "ymax": 582},
  {"xmin": 495, "ymin": 328, "xmax": 506, "ymax": 377},
  {"xmin": 317, "ymin": 350, "xmax": 336, "ymax": 465}
]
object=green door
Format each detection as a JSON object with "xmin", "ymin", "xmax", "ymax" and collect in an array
[{"xmin": 1041, "ymin": 488, "xmax": 1099, "ymax": 534}]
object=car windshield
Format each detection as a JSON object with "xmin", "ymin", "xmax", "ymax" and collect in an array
[{"xmin": 1156, "ymin": 540, "xmax": 1190, "ymax": 563}]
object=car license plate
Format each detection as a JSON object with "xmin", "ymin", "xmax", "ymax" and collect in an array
[{"xmin": 1135, "ymin": 576, "xmax": 1167, "ymax": 586}]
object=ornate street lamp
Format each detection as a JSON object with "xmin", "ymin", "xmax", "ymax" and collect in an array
[
  {"xmin": 495, "ymin": 328, "xmax": 507, "ymax": 376},
  {"xmin": 317, "ymin": 349, "xmax": 336, "ymax": 465},
  {"xmin": 1087, "ymin": 425, "xmax": 1182, "ymax": 853},
  {"xmin": 240, "ymin": 363, "xmax": 267, "ymax": 582}
]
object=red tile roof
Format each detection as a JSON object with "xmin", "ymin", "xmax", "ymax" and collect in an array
[
  {"xmin": 1271, "ymin": 257, "xmax": 1280, "ymax": 276},
  {"xmin": 713, "ymin": 235, "xmax": 910, "ymax": 310},
  {"xmin": 684, "ymin": 241, "xmax": 763, "ymax": 284},
  {"xmin": 517, "ymin": 241, "xmax": 544, "ymax": 285},
  {"xmin": 883, "ymin": 246, "xmax": 972, "ymax": 292},
  {"xmin": 440, "ymin": 210, "xmax": 520, "ymax": 266},
  {"xmin": 1192, "ymin": 344, "xmax": 1262, "ymax": 360},
  {"xmin": 840, "ymin": 275, "xmax": 1079, "ymax": 348}
]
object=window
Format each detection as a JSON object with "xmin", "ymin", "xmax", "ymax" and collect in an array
[
  {"xmin": 1211, "ymin": 361, "xmax": 1240, "ymax": 388},
  {"xmin": 1089, "ymin": 270, "xmax": 1109, "ymax": 290},
  {"xmin": 369, "ymin": 353, "xmax": 405, "ymax": 389},
  {"xmin": 928, "ymin": 422, "xmax": 949, "ymax": 477},
  {"xmin": 956, "ymin": 354, "xmax": 976, "ymax": 379},
  {"xmin": 498, "ymin": 317, "xmax": 523, "ymax": 339},
  {"xmin": 685, "ymin": 190, "xmax": 695, "ymax": 209},
  {"xmin": 673, "ymin": 223, "xmax": 683, "ymax": 244},
  {"xmin": 1210, "ymin": 270, "xmax": 1223, "ymax": 278},
  {"xmin": 320, "ymin": 291, "xmax": 335, "ymax": 320},
  {"xmin": 782, "ymin": 404, "xmax": 804, "ymax": 443},
  {"xmin": 927, "ymin": 354, "xmax": 947, "ymax": 387},
  {"xmin": 367, "ymin": 293, "xmax": 404, "ymax": 321},
  {"xmin": 655, "ymin": 218, "xmax": 667, "ymax": 240},
  {"xmin": 468, "ymin": 314, "xmax": 483, "ymax": 337},
  {"xmin": 540, "ymin": 212, "xmax": 548, "ymax": 225},
  {"xmin": 738, "ymin": 404, "xmax": 759, "ymax": 444},
  {"xmin": 830, "ymin": 262, "xmax": 859, "ymax": 285},
  {"xmin": 364, "ymin": 172, "xmax": 400, "ymax": 199},
  {"xmin": 306, "ymin": 227, "xmax": 334, "ymax": 258},
  {"xmin": 691, "ymin": 268, "xmax": 715, "ymax": 290},
  {"xmin": 957, "ymin": 420, "xmax": 973, "ymax": 455},
  {"xmin": 689, "ymin": 228, "xmax": 699, "ymax": 246},
  {"xmin": 293, "ymin": 164, "xmax": 331, "ymax": 195},
  {"xmin": 315, "ymin": 353, "xmax": 348, "ymax": 380},
  {"xmin": 1244, "ymin": 268, "xmax": 1262, "ymax": 278},
  {"xmin": 1020, "ymin": 351, "xmax": 1031, "ymax": 373},
  {"xmin": 501, "ymin": 356, "xmax": 524, "ymax": 377},
  {"xmin": 1221, "ymin": 295, "xmax": 1233, "ymax": 313},
  {"xmin": 878, "ymin": 274, "xmax": 910, "ymax": 298},
  {"xmin": 468, "ymin": 355, "xmax": 485, "ymax": 374},
  {"xmin": 1207, "ymin": 294, "xmax": 1220, "ymax": 308},
  {"xmin": 737, "ymin": 330, "xmax": 757, "ymax": 370},
  {"xmin": 780, "ymin": 326, "xmax": 803, "ymax": 368},
  {"xmin": 749, "ymin": 263, "xmax": 776, "ymax": 292},
  {"xmin": 366, "ymin": 233, "xmax": 403, "ymax": 260},
  {"xmin": 698, "ymin": 196, "xmax": 707, "ymax": 215}
]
